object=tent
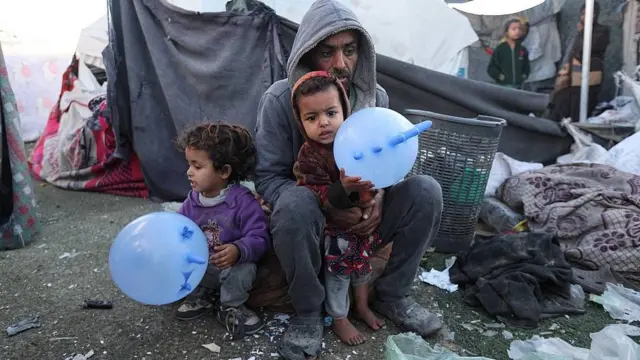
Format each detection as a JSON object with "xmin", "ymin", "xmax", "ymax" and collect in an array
[
  {"xmin": 76, "ymin": 15, "xmax": 109, "ymax": 70},
  {"xmin": 103, "ymin": 0, "xmax": 570, "ymax": 201}
]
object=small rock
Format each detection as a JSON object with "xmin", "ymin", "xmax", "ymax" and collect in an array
[
  {"xmin": 470, "ymin": 320, "xmax": 481, "ymax": 324},
  {"xmin": 502, "ymin": 330, "xmax": 513, "ymax": 340},
  {"xmin": 481, "ymin": 330, "xmax": 497, "ymax": 337},
  {"xmin": 549, "ymin": 323, "xmax": 560, "ymax": 331},
  {"xmin": 539, "ymin": 331, "xmax": 553, "ymax": 336},
  {"xmin": 444, "ymin": 331, "xmax": 455, "ymax": 341},
  {"xmin": 202, "ymin": 342, "xmax": 220, "ymax": 353}
]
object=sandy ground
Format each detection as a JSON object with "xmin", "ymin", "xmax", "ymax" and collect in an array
[{"xmin": 0, "ymin": 182, "xmax": 616, "ymax": 360}]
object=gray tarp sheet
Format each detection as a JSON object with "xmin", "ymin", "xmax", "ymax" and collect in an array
[{"xmin": 105, "ymin": 0, "xmax": 572, "ymax": 201}]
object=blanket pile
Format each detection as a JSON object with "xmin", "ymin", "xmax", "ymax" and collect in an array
[{"xmin": 450, "ymin": 233, "xmax": 584, "ymax": 328}]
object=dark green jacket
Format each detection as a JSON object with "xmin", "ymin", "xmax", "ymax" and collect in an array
[{"xmin": 487, "ymin": 41, "xmax": 530, "ymax": 87}]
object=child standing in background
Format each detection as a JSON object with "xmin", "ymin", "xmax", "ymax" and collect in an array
[
  {"xmin": 292, "ymin": 71, "xmax": 385, "ymax": 346},
  {"xmin": 175, "ymin": 122, "xmax": 270, "ymax": 339},
  {"xmin": 487, "ymin": 18, "xmax": 530, "ymax": 89}
]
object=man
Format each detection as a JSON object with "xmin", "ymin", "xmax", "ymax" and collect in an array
[{"xmin": 255, "ymin": 1, "xmax": 443, "ymax": 358}]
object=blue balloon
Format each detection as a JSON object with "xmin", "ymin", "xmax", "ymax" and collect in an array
[
  {"xmin": 333, "ymin": 107, "xmax": 432, "ymax": 189},
  {"xmin": 109, "ymin": 212, "xmax": 209, "ymax": 305}
]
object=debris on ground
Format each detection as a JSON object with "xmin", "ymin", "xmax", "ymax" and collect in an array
[
  {"xmin": 502, "ymin": 330, "xmax": 513, "ymax": 340},
  {"xmin": 418, "ymin": 256, "xmax": 458, "ymax": 293},
  {"xmin": 6, "ymin": 315, "xmax": 41, "ymax": 336},
  {"xmin": 591, "ymin": 283, "xmax": 640, "ymax": 323},
  {"xmin": 261, "ymin": 313, "xmax": 291, "ymax": 342},
  {"xmin": 202, "ymin": 342, "xmax": 221, "ymax": 353},
  {"xmin": 508, "ymin": 324, "xmax": 640, "ymax": 359},
  {"xmin": 63, "ymin": 349, "xmax": 94, "ymax": 360},
  {"xmin": 59, "ymin": 249, "xmax": 81, "ymax": 259},
  {"xmin": 49, "ymin": 337, "xmax": 78, "ymax": 341},
  {"xmin": 461, "ymin": 320, "xmax": 508, "ymax": 337},
  {"xmin": 484, "ymin": 323, "xmax": 506, "ymax": 329},
  {"xmin": 386, "ymin": 332, "xmax": 495, "ymax": 359},
  {"xmin": 82, "ymin": 300, "xmax": 113, "ymax": 309}
]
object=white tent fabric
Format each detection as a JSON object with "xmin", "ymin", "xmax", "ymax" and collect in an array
[
  {"xmin": 449, "ymin": 0, "xmax": 545, "ymax": 16},
  {"xmin": 0, "ymin": 0, "xmax": 106, "ymax": 141},
  {"xmin": 76, "ymin": 15, "xmax": 109, "ymax": 69}
]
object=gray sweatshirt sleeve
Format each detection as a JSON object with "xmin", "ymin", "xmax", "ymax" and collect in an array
[
  {"xmin": 254, "ymin": 92, "xmax": 296, "ymax": 206},
  {"xmin": 375, "ymin": 84, "xmax": 390, "ymax": 108}
]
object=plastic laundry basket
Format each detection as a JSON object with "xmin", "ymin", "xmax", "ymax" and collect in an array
[{"xmin": 405, "ymin": 109, "xmax": 506, "ymax": 253}]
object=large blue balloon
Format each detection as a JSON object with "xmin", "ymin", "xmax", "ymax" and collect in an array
[
  {"xmin": 109, "ymin": 212, "xmax": 209, "ymax": 305},
  {"xmin": 333, "ymin": 107, "xmax": 431, "ymax": 189}
]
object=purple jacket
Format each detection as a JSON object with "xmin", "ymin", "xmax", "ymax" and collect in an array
[{"xmin": 178, "ymin": 185, "xmax": 270, "ymax": 264}]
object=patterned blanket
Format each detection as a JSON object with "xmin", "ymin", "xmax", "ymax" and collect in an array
[
  {"xmin": 497, "ymin": 163, "xmax": 640, "ymax": 273},
  {"xmin": 1, "ymin": 43, "xmax": 40, "ymax": 250},
  {"xmin": 29, "ymin": 58, "xmax": 148, "ymax": 198}
]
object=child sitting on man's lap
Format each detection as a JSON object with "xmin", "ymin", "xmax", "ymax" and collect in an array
[
  {"xmin": 292, "ymin": 71, "xmax": 385, "ymax": 346},
  {"xmin": 175, "ymin": 122, "xmax": 270, "ymax": 339}
]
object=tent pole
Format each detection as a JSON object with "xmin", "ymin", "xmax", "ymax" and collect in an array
[{"xmin": 579, "ymin": 0, "xmax": 595, "ymax": 123}]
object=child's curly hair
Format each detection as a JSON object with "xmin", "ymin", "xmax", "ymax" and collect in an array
[{"xmin": 177, "ymin": 122, "xmax": 257, "ymax": 183}]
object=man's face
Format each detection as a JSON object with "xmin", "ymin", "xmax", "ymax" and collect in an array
[
  {"xmin": 580, "ymin": 10, "xmax": 585, "ymax": 25},
  {"xmin": 308, "ymin": 31, "xmax": 359, "ymax": 90}
]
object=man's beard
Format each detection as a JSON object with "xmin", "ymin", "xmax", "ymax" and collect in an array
[{"xmin": 331, "ymin": 68, "xmax": 351, "ymax": 86}]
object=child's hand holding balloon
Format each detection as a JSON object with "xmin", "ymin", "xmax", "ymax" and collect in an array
[
  {"xmin": 212, "ymin": 244, "xmax": 240, "ymax": 269},
  {"xmin": 340, "ymin": 168, "xmax": 374, "ymax": 194}
]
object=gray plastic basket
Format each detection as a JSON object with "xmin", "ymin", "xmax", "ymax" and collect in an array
[{"xmin": 405, "ymin": 109, "xmax": 507, "ymax": 253}]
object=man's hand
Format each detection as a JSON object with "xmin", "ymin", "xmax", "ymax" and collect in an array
[
  {"xmin": 350, "ymin": 189, "xmax": 385, "ymax": 236},
  {"xmin": 328, "ymin": 207, "xmax": 363, "ymax": 229},
  {"xmin": 211, "ymin": 244, "xmax": 240, "ymax": 269},
  {"xmin": 340, "ymin": 168, "xmax": 374, "ymax": 194}
]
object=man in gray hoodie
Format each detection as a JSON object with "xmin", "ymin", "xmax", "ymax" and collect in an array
[{"xmin": 255, "ymin": 1, "xmax": 443, "ymax": 358}]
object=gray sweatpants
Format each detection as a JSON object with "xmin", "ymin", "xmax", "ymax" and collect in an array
[
  {"xmin": 198, "ymin": 262, "xmax": 257, "ymax": 308},
  {"xmin": 270, "ymin": 175, "xmax": 443, "ymax": 317},
  {"xmin": 324, "ymin": 269, "xmax": 371, "ymax": 319}
]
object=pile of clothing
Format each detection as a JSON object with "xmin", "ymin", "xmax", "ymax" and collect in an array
[{"xmin": 450, "ymin": 233, "xmax": 585, "ymax": 328}]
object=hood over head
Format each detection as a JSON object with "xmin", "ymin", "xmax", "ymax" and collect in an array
[
  {"xmin": 287, "ymin": 0, "xmax": 377, "ymax": 111},
  {"xmin": 291, "ymin": 71, "xmax": 350, "ymax": 146}
]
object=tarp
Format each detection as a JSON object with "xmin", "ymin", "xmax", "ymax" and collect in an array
[
  {"xmin": 165, "ymin": 0, "xmax": 479, "ymax": 74},
  {"xmin": 106, "ymin": 0, "xmax": 571, "ymax": 201}
]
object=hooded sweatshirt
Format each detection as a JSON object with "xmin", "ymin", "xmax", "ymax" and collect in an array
[
  {"xmin": 178, "ymin": 185, "xmax": 270, "ymax": 264},
  {"xmin": 254, "ymin": 0, "xmax": 389, "ymax": 207},
  {"xmin": 487, "ymin": 40, "xmax": 530, "ymax": 87}
]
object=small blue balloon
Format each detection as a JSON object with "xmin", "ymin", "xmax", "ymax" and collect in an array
[
  {"xmin": 333, "ymin": 107, "xmax": 431, "ymax": 189},
  {"xmin": 109, "ymin": 212, "xmax": 209, "ymax": 305}
]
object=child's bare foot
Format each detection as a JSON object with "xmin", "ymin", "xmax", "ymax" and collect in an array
[
  {"xmin": 332, "ymin": 318, "xmax": 367, "ymax": 346},
  {"xmin": 356, "ymin": 305, "xmax": 385, "ymax": 330}
]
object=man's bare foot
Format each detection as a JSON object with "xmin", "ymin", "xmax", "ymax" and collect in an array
[
  {"xmin": 332, "ymin": 318, "xmax": 366, "ymax": 346},
  {"xmin": 356, "ymin": 305, "xmax": 385, "ymax": 330}
]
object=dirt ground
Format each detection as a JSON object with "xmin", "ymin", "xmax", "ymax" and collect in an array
[{"xmin": 0, "ymin": 182, "xmax": 616, "ymax": 360}]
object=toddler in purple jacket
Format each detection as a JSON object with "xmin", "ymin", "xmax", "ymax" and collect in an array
[{"xmin": 175, "ymin": 122, "xmax": 270, "ymax": 339}]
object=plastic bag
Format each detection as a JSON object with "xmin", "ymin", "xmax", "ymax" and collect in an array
[
  {"xmin": 507, "ymin": 324, "xmax": 640, "ymax": 360},
  {"xmin": 591, "ymin": 283, "xmax": 640, "ymax": 323},
  {"xmin": 588, "ymin": 324, "xmax": 640, "ymax": 360},
  {"xmin": 385, "ymin": 332, "xmax": 494, "ymax": 360},
  {"xmin": 508, "ymin": 335, "xmax": 589, "ymax": 359}
]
